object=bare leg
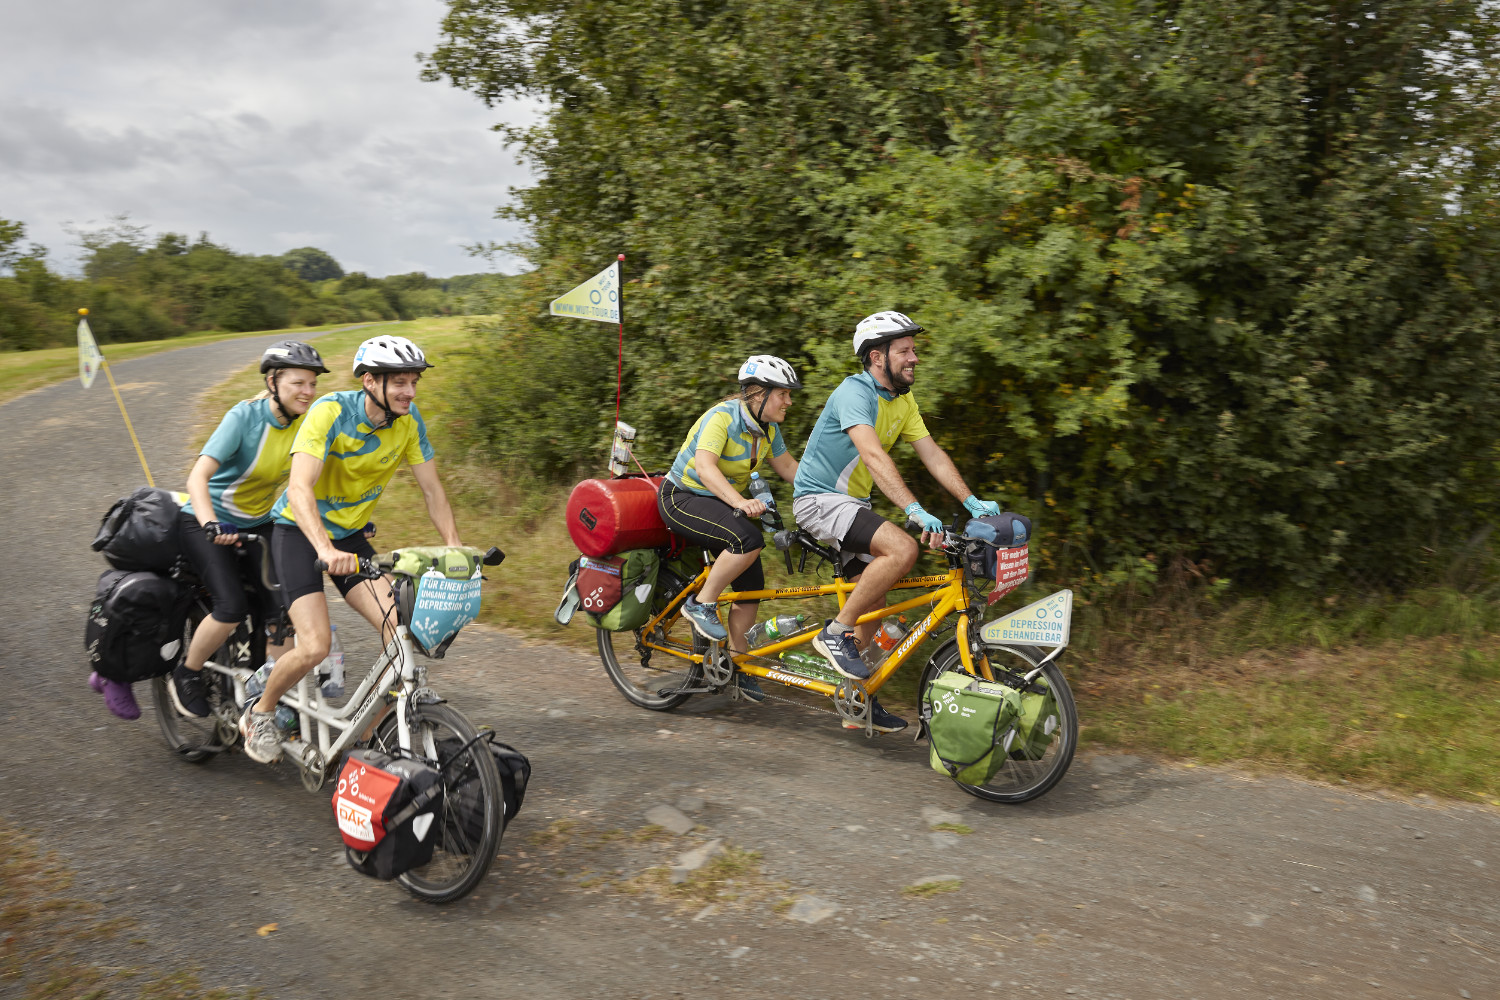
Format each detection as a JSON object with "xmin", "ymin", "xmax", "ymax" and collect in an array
[
  {"xmin": 700, "ymin": 549, "xmax": 761, "ymax": 605},
  {"xmin": 184, "ymin": 616, "xmax": 237, "ymax": 672},
  {"xmin": 256, "ymin": 592, "xmax": 330, "ymax": 713},
  {"xmin": 727, "ymin": 601, "xmax": 758, "ymax": 655},
  {"xmin": 341, "ymin": 574, "xmax": 400, "ymax": 647},
  {"xmin": 833, "ymin": 522, "xmax": 917, "ymax": 634}
]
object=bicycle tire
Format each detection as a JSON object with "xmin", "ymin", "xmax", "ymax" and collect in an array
[
  {"xmin": 150, "ymin": 604, "xmax": 237, "ymax": 764},
  {"xmin": 596, "ymin": 569, "xmax": 703, "ymax": 711},
  {"xmin": 373, "ymin": 702, "xmax": 503, "ymax": 904},
  {"xmin": 918, "ymin": 639, "xmax": 1078, "ymax": 804}
]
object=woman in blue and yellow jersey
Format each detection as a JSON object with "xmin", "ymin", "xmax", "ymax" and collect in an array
[
  {"xmin": 660, "ymin": 355, "xmax": 801, "ymax": 680},
  {"xmin": 168, "ymin": 340, "xmax": 328, "ymax": 719}
]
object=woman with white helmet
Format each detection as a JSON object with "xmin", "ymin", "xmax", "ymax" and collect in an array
[{"xmin": 659, "ymin": 355, "xmax": 802, "ymax": 699}]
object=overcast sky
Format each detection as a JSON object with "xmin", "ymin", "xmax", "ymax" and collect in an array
[{"xmin": 1, "ymin": 0, "xmax": 537, "ymax": 277}]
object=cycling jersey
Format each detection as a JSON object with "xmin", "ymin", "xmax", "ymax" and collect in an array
[
  {"xmin": 667, "ymin": 400, "xmax": 787, "ymax": 496},
  {"xmin": 792, "ymin": 372, "xmax": 929, "ymax": 501},
  {"xmin": 270, "ymin": 389, "xmax": 434, "ymax": 539},
  {"xmin": 181, "ymin": 398, "xmax": 305, "ymax": 526}
]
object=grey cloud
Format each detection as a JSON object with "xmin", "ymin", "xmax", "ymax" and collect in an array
[{"xmin": 3, "ymin": 0, "xmax": 538, "ymax": 276}]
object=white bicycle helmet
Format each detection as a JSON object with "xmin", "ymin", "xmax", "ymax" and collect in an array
[
  {"xmin": 737, "ymin": 355, "xmax": 801, "ymax": 390},
  {"xmin": 351, "ymin": 335, "xmax": 433, "ymax": 377},
  {"xmin": 852, "ymin": 310, "xmax": 923, "ymax": 359}
]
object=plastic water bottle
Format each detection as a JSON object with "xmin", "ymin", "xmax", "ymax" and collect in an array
[
  {"xmin": 245, "ymin": 658, "xmax": 275, "ymax": 700},
  {"xmin": 779, "ymin": 649, "xmax": 839, "ymax": 683},
  {"xmin": 748, "ymin": 472, "xmax": 778, "ymax": 530},
  {"xmin": 861, "ymin": 618, "xmax": 907, "ymax": 667},
  {"xmin": 744, "ymin": 613, "xmax": 808, "ymax": 647},
  {"xmin": 320, "ymin": 625, "xmax": 345, "ymax": 698},
  {"xmin": 274, "ymin": 704, "xmax": 298, "ymax": 735}
]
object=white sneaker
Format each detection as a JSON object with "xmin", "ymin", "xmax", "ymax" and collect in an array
[{"xmin": 239, "ymin": 706, "xmax": 283, "ymax": 764}]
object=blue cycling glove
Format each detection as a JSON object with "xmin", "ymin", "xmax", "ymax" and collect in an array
[
  {"xmin": 904, "ymin": 501, "xmax": 944, "ymax": 533},
  {"xmin": 963, "ymin": 495, "xmax": 1001, "ymax": 519}
]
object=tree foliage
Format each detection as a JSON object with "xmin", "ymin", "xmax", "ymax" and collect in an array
[
  {"xmin": 425, "ymin": 0, "xmax": 1500, "ymax": 589},
  {"xmin": 0, "ymin": 216, "xmax": 508, "ymax": 350}
]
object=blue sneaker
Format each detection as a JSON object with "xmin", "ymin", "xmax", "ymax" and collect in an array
[
  {"xmin": 681, "ymin": 596, "xmax": 728, "ymax": 642},
  {"xmin": 736, "ymin": 673, "xmax": 767, "ymax": 703},
  {"xmin": 812, "ymin": 620, "xmax": 870, "ymax": 681}
]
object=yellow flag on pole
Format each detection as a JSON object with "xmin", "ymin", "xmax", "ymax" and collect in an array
[
  {"xmin": 549, "ymin": 261, "xmax": 620, "ymax": 324},
  {"xmin": 78, "ymin": 315, "xmax": 104, "ymax": 388}
]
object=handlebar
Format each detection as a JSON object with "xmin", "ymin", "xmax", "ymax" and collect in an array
[{"xmin": 314, "ymin": 545, "xmax": 504, "ymax": 578}]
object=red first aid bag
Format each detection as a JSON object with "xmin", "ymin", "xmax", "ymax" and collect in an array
[{"xmin": 332, "ymin": 749, "xmax": 443, "ymax": 880}]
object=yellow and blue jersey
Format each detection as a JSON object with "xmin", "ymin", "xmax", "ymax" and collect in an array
[
  {"xmin": 667, "ymin": 400, "xmax": 787, "ymax": 496},
  {"xmin": 182, "ymin": 398, "xmax": 304, "ymax": 527},
  {"xmin": 792, "ymin": 372, "xmax": 929, "ymax": 501},
  {"xmin": 270, "ymin": 389, "xmax": 434, "ymax": 539}
]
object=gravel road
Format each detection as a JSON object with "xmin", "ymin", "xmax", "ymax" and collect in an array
[{"xmin": 1, "ymin": 334, "xmax": 1496, "ymax": 999}]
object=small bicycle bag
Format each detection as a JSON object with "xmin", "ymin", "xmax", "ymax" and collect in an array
[
  {"xmin": 92, "ymin": 487, "xmax": 183, "ymax": 573},
  {"xmin": 333, "ymin": 749, "xmax": 444, "ymax": 881},
  {"xmin": 85, "ymin": 569, "xmax": 193, "ymax": 683},
  {"xmin": 584, "ymin": 548, "xmax": 661, "ymax": 631},
  {"xmin": 924, "ymin": 670, "xmax": 1025, "ymax": 786},
  {"xmin": 963, "ymin": 512, "xmax": 1032, "ymax": 601}
]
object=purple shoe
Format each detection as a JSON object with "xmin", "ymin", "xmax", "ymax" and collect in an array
[
  {"xmin": 88, "ymin": 671, "xmax": 107, "ymax": 694},
  {"xmin": 102, "ymin": 679, "xmax": 140, "ymax": 720}
]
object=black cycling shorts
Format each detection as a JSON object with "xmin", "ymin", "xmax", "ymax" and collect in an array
[
  {"xmin": 658, "ymin": 480, "xmax": 766, "ymax": 596},
  {"xmin": 178, "ymin": 511, "xmax": 276, "ymax": 624},
  {"xmin": 272, "ymin": 523, "xmax": 378, "ymax": 608}
]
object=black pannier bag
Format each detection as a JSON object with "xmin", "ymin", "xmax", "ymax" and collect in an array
[
  {"xmin": 333, "ymin": 749, "xmax": 444, "ymax": 881},
  {"xmin": 85, "ymin": 569, "xmax": 192, "ymax": 683},
  {"xmin": 92, "ymin": 487, "xmax": 183, "ymax": 572},
  {"xmin": 435, "ymin": 735, "xmax": 531, "ymax": 851}
]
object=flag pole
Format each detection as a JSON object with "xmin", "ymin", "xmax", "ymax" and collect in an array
[
  {"xmin": 615, "ymin": 253, "xmax": 625, "ymax": 428},
  {"xmin": 78, "ymin": 308, "xmax": 155, "ymax": 486}
]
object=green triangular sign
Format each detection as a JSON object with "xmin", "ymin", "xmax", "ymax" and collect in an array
[{"xmin": 980, "ymin": 589, "xmax": 1072, "ymax": 648}]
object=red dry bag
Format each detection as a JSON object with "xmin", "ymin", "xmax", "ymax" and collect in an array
[{"xmin": 566, "ymin": 476, "xmax": 674, "ymax": 557}]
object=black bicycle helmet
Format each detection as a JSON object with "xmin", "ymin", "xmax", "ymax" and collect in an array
[{"xmin": 260, "ymin": 340, "xmax": 330, "ymax": 374}]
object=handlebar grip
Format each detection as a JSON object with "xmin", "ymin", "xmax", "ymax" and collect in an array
[{"xmin": 314, "ymin": 559, "xmax": 328, "ymax": 572}]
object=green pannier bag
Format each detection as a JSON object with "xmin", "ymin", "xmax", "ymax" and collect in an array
[
  {"xmin": 924, "ymin": 670, "xmax": 1023, "ymax": 785},
  {"xmin": 585, "ymin": 548, "xmax": 661, "ymax": 632},
  {"xmin": 1010, "ymin": 681, "xmax": 1060, "ymax": 761}
]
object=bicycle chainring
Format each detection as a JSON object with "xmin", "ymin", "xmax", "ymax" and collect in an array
[
  {"xmin": 833, "ymin": 680, "xmax": 870, "ymax": 732},
  {"xmin": 298, "ymin": 746, "xmax": 327, "ymax": 793},
  {"xmin": 700, "ymin": 642, "xmax": 734, "ymax": 689}
]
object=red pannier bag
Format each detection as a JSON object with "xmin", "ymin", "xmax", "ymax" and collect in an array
[
  {"xmin": 332, "ymin": 749, "xmax": 443, "ymax": 880},
  {"xmin": 576, "ymin": 555, "xmax": 625, "ymax": 614},
  {"xmin": 566, "ymin": 475, "xmax": 674, "ymax": 557}
]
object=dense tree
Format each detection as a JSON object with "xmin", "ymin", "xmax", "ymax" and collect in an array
[
  {"xmin": 279, "ymin": 246, "xmax": 345, "ymax": 282},
  {"xmin": 424, "ymin": 0, "xmax": 1500, "ymax": 590}
]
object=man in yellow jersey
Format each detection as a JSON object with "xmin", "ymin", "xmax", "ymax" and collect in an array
[
  {"xmin": 240, "ymin": 334, "xmax": 463, "ymax": 764},
  {"xmin": 792, "ymin": 311, "xmax": 1002, "ymax": 733}
]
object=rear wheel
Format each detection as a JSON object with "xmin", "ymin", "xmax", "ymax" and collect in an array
[
  {"xmin": 372, "ymin": 702, "xmax": 503, "ymax": 904},
  {"xmin": 150, "ymin": 605, "xmax": 238, "ymax": 764},
  {"xmin": 918, "ymin": 639, "xmax": 1077, "ymax": 804},
  {"xmin": 596, "ymin": 568, "xmax": 703, "ymax": 711}
]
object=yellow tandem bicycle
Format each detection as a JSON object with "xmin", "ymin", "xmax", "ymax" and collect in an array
[{"xmin": 594, "ymin": 518, "xmax": 1078, "ymax": 803}]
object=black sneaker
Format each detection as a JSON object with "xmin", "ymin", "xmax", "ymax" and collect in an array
[
  {"xmin": 168, "ymin": 664, "xmax": 211, "ymax": 718},
  {"xmin": 812, "ymin": 620, "xmax": 870, "ymax": 680},
  {"xmin": 843, "ymin": 696, "xmax": 908, "ymax": 734}
]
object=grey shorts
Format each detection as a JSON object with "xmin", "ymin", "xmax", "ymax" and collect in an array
[{"xmin": 792, "ymin": 492, "xmax": 886, "ymax": 574}]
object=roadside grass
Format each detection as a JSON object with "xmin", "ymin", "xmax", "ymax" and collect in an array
[
  {"xmin": 1, "ymin": 322, "xmax": 366, "ymax": 407},
  {"xmin": 0, "ymin": 820, "xmax": 261, "ymax": 999},
  {"xmin": 193, "ymin": 325, "xmax": 1500, "ymax": 802}
]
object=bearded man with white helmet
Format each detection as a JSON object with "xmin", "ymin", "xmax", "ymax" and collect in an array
[
  {"xmin": 239, "ymin": 334, "xmax": 465, "ymax": 764},
  {"xmin": 793, "ymin": 311, "xmax": 1003, "ymax": 733}
]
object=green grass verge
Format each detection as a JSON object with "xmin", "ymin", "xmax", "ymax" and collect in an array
[
  {"xmin": 0, "ymin": 322, "xmax": 368, "ymax": 407},
  {"xmin": 193, "ymin": 327, "xmax": 1500, "ymax": 803}
]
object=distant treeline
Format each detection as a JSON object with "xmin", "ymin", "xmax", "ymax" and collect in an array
[{"xmin": 0, "ymin": 215, "xmax": 506, "ymax": 349}]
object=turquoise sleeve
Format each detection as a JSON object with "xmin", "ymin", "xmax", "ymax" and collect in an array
[{"xmin": 201, "ymin": 402, "xmax": 249, "ymax": 463}]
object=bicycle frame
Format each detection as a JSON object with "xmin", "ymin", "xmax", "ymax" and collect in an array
[
  {"xmin": 200, "ymin": 620, "xmax": 435, "ymax": 775},
  {"xmin": 636, "ymin": 561, "xmax": 995, "ymax": 698}
]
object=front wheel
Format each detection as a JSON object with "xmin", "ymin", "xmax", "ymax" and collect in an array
[
  {"xmin": 919, "ymin": 640, "xmax": 1078, "ymax": 804},
  {"xmin": 372, "ymin": 702, "xmax": 503, "ymax": 904}
]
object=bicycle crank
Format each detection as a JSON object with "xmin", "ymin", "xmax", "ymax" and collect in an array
[
  {"xmin": 700, "ymin": 641, "xmax": 734, "ymax": 689},
  {"xmin": 833, "ymin": 681, "xmax": 873, "ymax": 736}
]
